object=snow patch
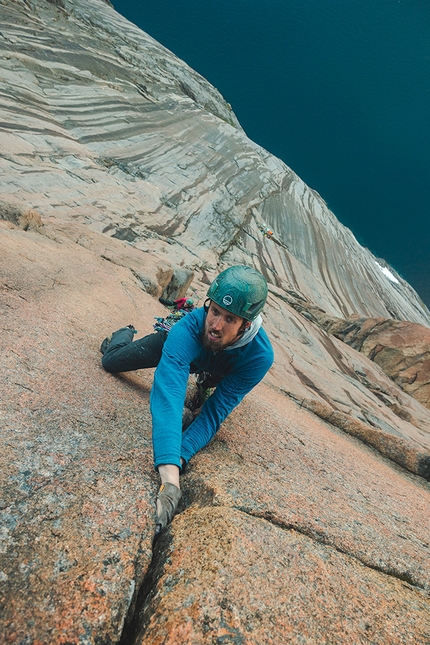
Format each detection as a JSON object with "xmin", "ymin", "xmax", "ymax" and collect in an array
[{"xmin": 375, "ymin": 261, "xmax": 400, "ymax": 284}]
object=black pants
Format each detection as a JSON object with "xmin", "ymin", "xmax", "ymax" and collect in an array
[
  {"xmin": 101, "ymin": 326, "xmax": 223, "ymax": 393},
  {"xmin": 102, "ymin": 327, "xmax": 168, "ymax": 373}
]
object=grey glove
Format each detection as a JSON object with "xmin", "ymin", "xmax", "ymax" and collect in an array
[{"xmin": 154, "ymin": 482, "xmax": 182, "ymax": 537}]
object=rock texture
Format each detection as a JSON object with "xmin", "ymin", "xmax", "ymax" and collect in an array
[
  {"xmin": 1, "ymin": 0, "xmax": 430, "ymax": 326},
  {"xmin": 2, "ymin": 218, "xmax": 430, "ymax": 644},
  {"xmin": 316, "ymin": 315, "xmax": 430, "ymax": 411},
  {"xmin": 1, "ymin": 1, "xmax": 430, "ymax": 644},
  {"xmin": 129, "ymin": 509, "xmax": 430, "ymax": 645}
]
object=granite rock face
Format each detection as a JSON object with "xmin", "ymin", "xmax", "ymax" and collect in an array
[
  {"xmin": 129, "ymin": 508, "xmax": 430, "ymax": 645},
  {"xmin": 2, "ymin": 219, "xmax": 430, "ymax": 644},
  {"xmin": 1, "ymin": 1, "xmax": 430, "ymax": 644},
  {"xmin": 317, "ymin": 315, "xmax": 430, "ymax": 411}
]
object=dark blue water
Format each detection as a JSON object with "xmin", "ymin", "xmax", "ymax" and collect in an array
[{"xmin": 113, "ymin": 0, "xmax": 430, "ymax": 309}]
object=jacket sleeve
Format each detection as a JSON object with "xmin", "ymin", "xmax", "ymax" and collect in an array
[
  {"xmin": 150, "ymin": 315, "xmax": 201, "ymax": 469},
  {"xmin": 180, "ymin": 346, "xmax": 273, "ymax": 464}
]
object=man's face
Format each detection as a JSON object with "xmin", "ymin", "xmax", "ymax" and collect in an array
[{"xmin": 202, "ymin": 301, "xmax": 249, "ymax": 352}]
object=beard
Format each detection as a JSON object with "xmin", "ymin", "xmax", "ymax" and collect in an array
[
  {"xmin": 201, "ymin": 327, "xmax": 226, "ymax": 352},
  {"xmin": 201, "ymin": 319, "xmax": 230, "ymax": 352},
  {"xmin": 201, "ymin": 307, "xmax": 248, "ymax": 352}
]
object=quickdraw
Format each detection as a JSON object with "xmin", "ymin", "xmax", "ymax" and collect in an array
[
  {"xmin": 153, "ymin": 298, "xmax": 195, "ymax": 333},
  {"xmin": 153, "ymin": 309, "xmax": 190, "ymax": 333}
]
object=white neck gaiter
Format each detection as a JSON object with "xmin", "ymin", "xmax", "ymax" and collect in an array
[{"xmin": 225, "ymin": 314, "xmax": 263, "ymax": 351}]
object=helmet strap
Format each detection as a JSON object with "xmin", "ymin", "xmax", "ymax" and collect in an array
[{"xmin": 237, "ymin": 320, "xmax": 251, "ymax": 336}]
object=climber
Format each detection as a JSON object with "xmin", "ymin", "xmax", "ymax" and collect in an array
[
  {"xmin": 100, "ymin": 265, "xmax": 274, "ymax": 537},
  {"xmin": 259, "ymin": 224, "xmax": 274, "ymax": 240}
]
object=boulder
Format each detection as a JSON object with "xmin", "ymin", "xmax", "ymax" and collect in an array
[{"xmin": 161, "ymin": 267, "xmax": 195, "ymax": 301}]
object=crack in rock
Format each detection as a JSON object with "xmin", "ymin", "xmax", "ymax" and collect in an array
[
  {"xmin": 235, "ymin": 506, "xmax": 428, "ymax": 594},
  {"xmin": 118, "ymin": 528, "xmax": 174, "ymax": 645},
  {"xmin": 117, "ymin": 474, "xmax": 429, "ymax": 644}
]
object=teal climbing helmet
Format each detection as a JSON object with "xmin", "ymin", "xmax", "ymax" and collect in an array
[{"xmin": 206, "ymin": 265, "xmax": 268, "ymax": 322}]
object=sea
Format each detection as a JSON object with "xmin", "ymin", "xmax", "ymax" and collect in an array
[{"xmin": 113, "ymin": 0, "xmax": 430, "ymax": 309}]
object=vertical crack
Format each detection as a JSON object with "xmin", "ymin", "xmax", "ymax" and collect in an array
[
  {"xmin": 118, "ymin": 529, "xmax": 174, "ymax": 645},
  {"xmin": 117, "ymin": 482, "xmax": 212, "ymax": 643}
]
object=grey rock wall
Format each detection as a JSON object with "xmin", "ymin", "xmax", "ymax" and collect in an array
[{"xmin": 1, "ymin": 0, "xmax": 429, "ymax": 326}]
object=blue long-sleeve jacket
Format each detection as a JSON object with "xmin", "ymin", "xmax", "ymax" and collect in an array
[{"xmin": 150, "ymin": 307, "xmax": 274, "ymax": 469}]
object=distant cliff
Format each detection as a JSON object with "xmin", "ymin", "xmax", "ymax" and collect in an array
[{"xmin": 1, "ymin": 1, "xmax": 429, "ymax": 644}]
